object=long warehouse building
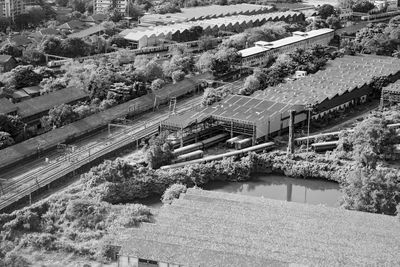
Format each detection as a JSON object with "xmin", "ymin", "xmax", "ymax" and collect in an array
[
  {"xmin": 123, "ymin": 11, "xmax": 304, "ymax": 48},
  {"xmin": 162, "ymin": 55, "xmax": 400, "ymax": 143},
  {"xmin": 239, "ymin": 28, "xmax": 335, "ymax": 67}
]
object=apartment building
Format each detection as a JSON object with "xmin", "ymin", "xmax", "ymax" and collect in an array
[
  {"xmin": 94, "ymin": 0, "xmax": 127, "ymax": 15},
  {"xmin": 0, "ymin": 0, "xmax": 24, "ymax": 19}
]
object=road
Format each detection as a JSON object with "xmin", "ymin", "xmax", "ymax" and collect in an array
[{"xmin": 0, "ymin": 93, "xmax": 203, "ymax": 211}]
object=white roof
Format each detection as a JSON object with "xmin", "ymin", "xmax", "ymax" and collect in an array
[
  {"xmin": 124, "ymin": 11, "xmax": 300, "ymax": 42},
  {"xmin": 239, "ymin": 28, "xmax": 334, "ymax": 58}
]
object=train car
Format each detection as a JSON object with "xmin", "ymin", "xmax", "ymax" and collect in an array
[
  {"xmin": 240, "ymin": 142, "xmax": 275, "ymax": 154},
  {"xmin": 202, "ymin": 133, "xmax": 229, "ymax": 149},
  {"xmin": 226, "ymin": 136, "xmax": 243, "ymax": 148},
  {"xmin": 173, "ymin": 150, "xmax": 204, "ymax": 163},
  {"xmin": 161, "ymin": 141, "xmax": 276, "ymax": 170},
  {"xmin": 311, "ymin": 141, "xmax": 339, "ymax": 152},
  {"xmin": 361, "ymin": 10, "xmax": 400, "ymax": 21},
  {"xmin": 173, "ymin": 142, "xmax": 203, "ymax": 156},
  {"xmin": 294, "ymin": 131, "xmax": 341, "ymax": 146},
  {"xmin": 235, "ymin": 138, "xmax": 252, "ymax": 150},
  {"xmin": 172, "ymin": 133, "xmax": 229, "ymax": 156}
]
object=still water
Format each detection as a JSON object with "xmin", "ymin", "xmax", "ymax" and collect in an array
[
  {"xmin": 142, "ymin": 174, "xmax": 342, "ymax": 209},
  {"xmin": 204, "ymin": 174, "xmax": 342, "ymax": 207}
]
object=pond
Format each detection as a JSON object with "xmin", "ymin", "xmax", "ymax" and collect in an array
[
  {"xmin": 141, "ymin": 174, "xmax": 342, "ymax": 209},
  {"xmin": 204, "ymin": 174, "xmax": 342, "ymax": 208}
]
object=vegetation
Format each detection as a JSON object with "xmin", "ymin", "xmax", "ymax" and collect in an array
[
  {"xmin": 201, "ymin": 86, "xmax": 232, "ymax": 106},
  {"xmin": 161, "ymin": 184, "xmax": 187, "ymax": 204},
  {"xmin": 144, "ymin": 133, "xmax": 174, "ymax": 169},
  {"xmin": 0, "ymin": 191, "xmax": 152, "ymax": 264},
  {"xmin": 239, "ymin": 45, "xmax": 338, "ymax": 96},
  {"xmin": 352, "ymin": 17, "xmax": 400, "ymax": 56}
]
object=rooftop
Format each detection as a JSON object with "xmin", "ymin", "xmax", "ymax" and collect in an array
[
  {"xmin": 252, "ymin": 55, "xmax": 400, "ymax": 105},
  {"xmin": 383, "ymin": 79, "xmax": 400, "ymax": 93},
  {"xmin": 0, "ymin": 54, "xmax": 13, "ymax": 63},
  {"xmin": 0, "ymin": 98, "xmax": 17, "ymax": 114},
  {"xmin": 140, "ymin": 4, "xmax": 272, "ymax": 25},
  {"xmin": 124, "ymin": 11, "xmax": 301, "ymax": 41},
  {"xmin": 15, "ymin": 87, "xmax": 88, "ymax": 118},
  {"xmin": 119, "ymin": 188, "xmax": 400, "ymax": 266},
  {"xmin": 68, "ymin": 25, "xmax": 106, "ymax": 38},
  {"xmin": 162, "ymin": 94, "xmax": 303, "ymax": 138},
  {"xmin": 239, "ymin": 28, "xmax": 334, "ymax": 57}
]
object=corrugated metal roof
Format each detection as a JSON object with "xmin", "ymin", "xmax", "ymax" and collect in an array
[
  {"xmin": 125, "ymin": 11, "xmax": 300, "ymax": 41},
  {"xmin": 0, "ymin": 98, "xmax": 17, "ymax": 114},
  {"xmin": 16, "ymin": 87, "xmax": 88, "ymax": 118},
  {"xmin": 118, "ymin": 188, "xmax": 400, "ymax": 266},
  {"xmin": 252, "ymin": 55, "xmax": 400, "ymax": 105}
]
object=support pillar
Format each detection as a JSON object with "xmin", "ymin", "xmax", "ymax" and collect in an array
[
  {"xmin": 29, "ymin": 194, "xmax": 32, "ymax": 205},
  {"xmin": 230, "ymin": 120, "xmax": 233, "ymax": 138},
  {"xmin": 252, "ymin": 125, "xmax": 256, "ymax": 145},
  {"xmin": 180, "ymin": 127, "xmax": 183, "ymax": 148},
  {"xmin": 287, "ymin": 110, "xmax": 295, "ymax": 155}
]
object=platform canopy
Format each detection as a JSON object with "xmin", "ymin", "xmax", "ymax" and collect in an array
[{"xmin": 162, "ymin": 94, "xmax": 303, "ymax": 138}]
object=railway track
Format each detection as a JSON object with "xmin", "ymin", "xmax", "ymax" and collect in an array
[{"xmin": 0, "ymin": 96, "xmax": 201, "ymax": 212}]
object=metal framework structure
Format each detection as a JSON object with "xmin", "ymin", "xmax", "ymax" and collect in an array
[{"xmin": 381, "ymin": 86, "xmax": 400, "ymax": 108}]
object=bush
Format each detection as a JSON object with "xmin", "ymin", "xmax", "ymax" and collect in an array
[
  {"xmin": 64, "ymin": 199, "xmax": 110, "ymax": 230},
  {"xmin": 340, "ymin": 167, "xmax": 400, "ymax": 215},
  {"xmin": 116, "ymin": 204, "xmax": 152, "ymax": 227},
  {"xmin": 162, "ymin": 184, "xmax": 187, "ymax": 204},
  {"xmin": 19, "ymin": 233, "xmax": 57, "ymax": 250}
]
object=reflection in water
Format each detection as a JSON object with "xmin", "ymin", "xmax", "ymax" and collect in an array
[{"xmin": 203, "ymin": 174, "xmax": 342, "ymax": 207}]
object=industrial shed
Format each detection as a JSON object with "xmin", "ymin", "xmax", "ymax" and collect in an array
[
  {"xmin": 161, "ymin": 94, "xmax": 305, "ymax": 144},
  {"xmin": 140, "ymin": 4, "xmax": 273, "ymax": 25},
  {"xmin": 117, "ymin": 188, "xmax": 400, "ymax": 267},
  {"xmin": 252, "ymin": 55, "xmax": 400, "ymax": 118},
  {"xmin": 124, "ymin": 12, "xmax": 304, "ymax": 48}
]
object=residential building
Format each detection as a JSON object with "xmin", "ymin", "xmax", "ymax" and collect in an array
[
  {"xmin": 0, "ymin": 54, "xmax": 17, "ymax": 72},
  {"xmin": 94, "ymin": 0, "xmax": 127, "ymax": 15},
  {"xmin": 239, "ymin": 28, "xmax": 335, "ymax": 67},
  {"xmin": 0, "ymin": 0, "xmax": 24, "ymax": 19}
]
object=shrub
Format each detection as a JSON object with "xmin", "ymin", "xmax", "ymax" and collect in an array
[
  {"xmin": 162, "ymin": 184, "xmax": 187, "ymax": 204},
  {"xmin": 116, "ymin": 204, "xmax": 152, "ymax": 227},
  {"xmin": 19, "ymin": 233, "xmax": 57, "ymax": 250}
]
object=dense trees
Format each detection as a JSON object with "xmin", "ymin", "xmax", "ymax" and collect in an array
[
  {"xmin": 0, "ymin": 114, "xmax": 26, "ymax": 148},
  {"xmin": 341, "ymin": 167, "xmax": 400, "ymax": 215},
  {"xmin": 145, "ymin": 133, "xmax": 174, "ymax": 169},
  {"xmin": 40, "ymin": 36, "xmax": 94, "ymax": 58},
  {"xmin": 2, "ymin": 65, "xmax": 43, "ymax": 92},
  {"xmin": 238, "ymin": 45, "xmax": 336, "ymax": 96},
  {"xmin": 0, "ymin": 44, "xmax": 22, "ymax": 58},
  {"xmin": 317, "ymin": 4, "xmax": 336, "ymax": 20},
  {"xmin": 201, "ymin": 86, "xmax": 232, "ymax": 106},
  {"xmin": 353, "ymin": 19, "xmax": 400, "ymax": 56},
  {"xmin": 210, "ymin": 47, "xmax": 240, "ymax": 75},
  {"xmin": 220, "ymin": 22, "xmax": 290, "ymax": 50}
]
